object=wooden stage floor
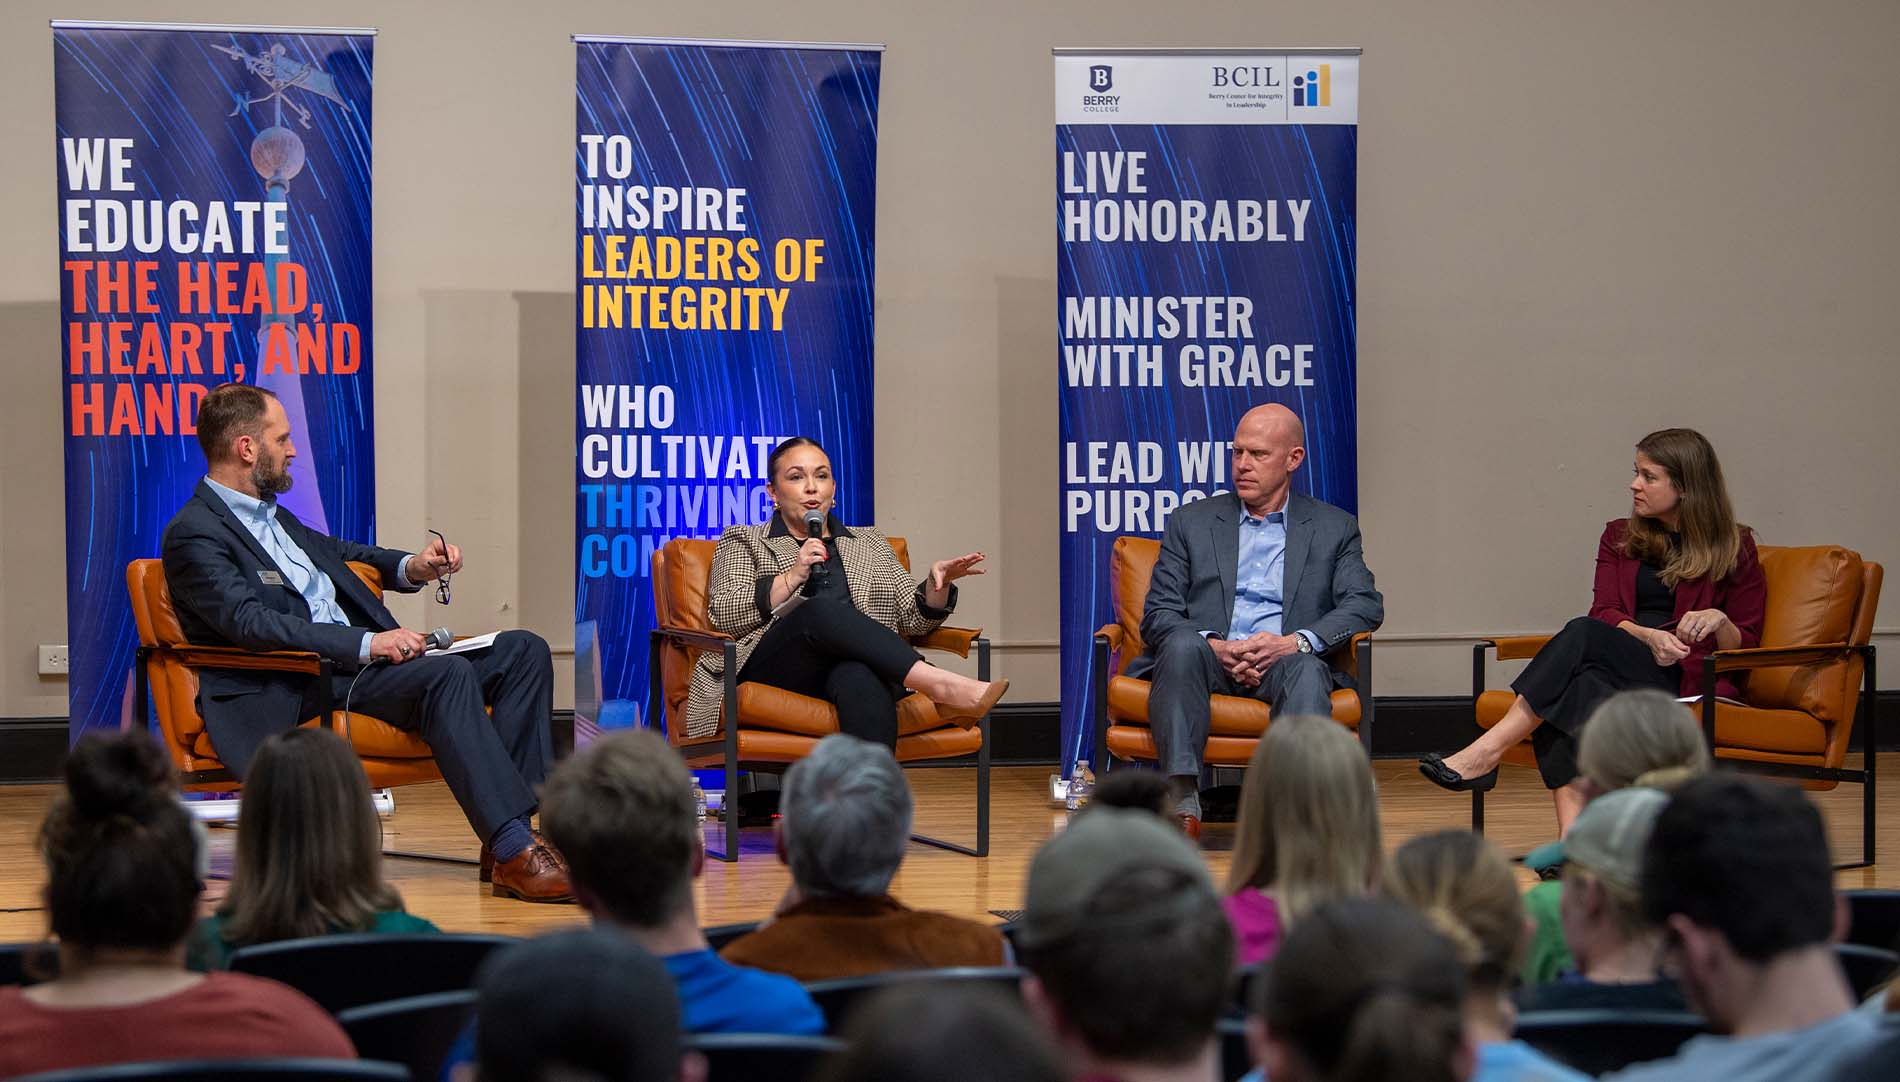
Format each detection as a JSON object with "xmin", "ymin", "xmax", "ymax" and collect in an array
[{"xmin": 1, "ymin": 757, "xmax": 1895, "ymax": 941}]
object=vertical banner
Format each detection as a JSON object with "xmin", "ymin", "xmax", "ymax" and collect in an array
[
  {"xmin": 54, "ymin": 22, "xmax": 376, "ymax": 739},
  {"xmin": 1055, "ymin": 49, "xmax": 1360, "ymax": 769},
  {"xmin": 574, "ymin": 39, "xmax": 881, "ymax": 738}
]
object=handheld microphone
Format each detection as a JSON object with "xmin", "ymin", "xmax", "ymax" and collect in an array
[
  {"xmin": 425, "ymin": 627, "xmax": 454, "ymax": 651},
  {"xmin": 803, "ymin": 509, "xmax": 830, "ymax": 580}
]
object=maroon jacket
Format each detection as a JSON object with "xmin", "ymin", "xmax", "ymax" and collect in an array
[{"xmin": 1588, "ymin": 519, "xmax": 1765, "ymax": 700}]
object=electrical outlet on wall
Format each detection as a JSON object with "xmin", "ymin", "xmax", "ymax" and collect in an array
[{"xmin": 38, "ymin": 645, "xmax": 69, "ymax": 675}]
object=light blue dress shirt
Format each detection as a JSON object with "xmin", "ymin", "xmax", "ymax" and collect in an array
[
  {"xmin": 1221, "ymin": 503, "xmax": 1321, "ymax": 652},
  {"xmin": 204, "ymin": 477, "xmax": 412, "ymax": 663}
]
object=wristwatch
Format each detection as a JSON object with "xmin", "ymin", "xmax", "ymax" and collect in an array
[{"xmin": 1295, "ymin": 635, "xmax": 1314, "ymax": 654}]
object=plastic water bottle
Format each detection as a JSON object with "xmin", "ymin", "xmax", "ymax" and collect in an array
[
  {"xmin": 1066, "ymin": 760, "xmax": 1095, "ymax": 812},
  {"xmin": 692, "ymin": 777, "xmax": 708, "ymax": 823}
]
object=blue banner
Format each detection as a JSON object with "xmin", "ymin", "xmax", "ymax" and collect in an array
[
  {"xmin": 574, "ymin": 39, "xmax": 881, "ymax": 738},
  {"xmin": 54, "ymin": 23, "xmax": 376, "ymax": 739},
  {"xmin": 1055, "ymin": 52, "xmax": 1361, "ymax": 769}
]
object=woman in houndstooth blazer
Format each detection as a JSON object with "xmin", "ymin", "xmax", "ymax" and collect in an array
[{"xmin": 687, "ymin": 438, "xmax": 1009, "ymax": 747}]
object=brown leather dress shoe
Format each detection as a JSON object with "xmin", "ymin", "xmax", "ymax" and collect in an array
[
  {"xmin": 481, "ymin": 830, "xmax": 563, "ymax": 884},
  {"xmin": 1175, "ymin": 813, "xmax": 1203, "ymax": 842},
  {"xmin": 491, "ymin": 844, "xmax": 575, "ymax": 903}
]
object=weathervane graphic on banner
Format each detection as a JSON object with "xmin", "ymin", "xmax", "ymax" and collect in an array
[{"xmin": 211, "ymin": 39, "xmax": 354, "ymax": 532}]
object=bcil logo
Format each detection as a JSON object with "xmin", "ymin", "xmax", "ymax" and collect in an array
[
  {"xmin": 1089, "ymin": 65, "xmax": 1113, "ymax": 93},
  {"xmin": 1292, "ymin": 64, "xmax": 1333, "ymax": 108}
]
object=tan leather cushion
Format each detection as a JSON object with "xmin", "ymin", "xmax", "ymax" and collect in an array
[
  {"xmin": 1106, "ymin": 675, "xmax": 1359, "ymax": 735},
  {"xmin": 1749, "ymin": 546, "xmax": 1863, "ymax": 719},
  {"xmin": 1111, "ymin": 537, "xmax": 1160, "ymax": 671},
  {"xmin": 1479, "ymin": 688, "xmax": 1825, "ymax": 757},
  {"xmin": 1105, "ymin": 726, "xmax": 1263, "ymax": 768},
  {"xmin": 657, "ymin": 539, "xmax": 718, "ymax": 633}
]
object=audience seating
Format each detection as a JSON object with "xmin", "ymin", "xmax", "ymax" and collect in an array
[
  {"xmin": 703, "ymin": 921, "xmax": 762, "ymax": 952},
  {"xmin": 127, "ymin": 559, "xmax": 441, "ymax": 794},
  {"xmin": 1090, "ymin": 536, "xmax": 1375, "ymax": 772},
  {"xmin": 1216, "ymin": 1016, "xmax": 1251, "ymax": 1082},
  {"xmin": 0, "ymin": 940, "xmax": 55, "ymax": 986},
  {"xmin": 1836, "ymin": 943, "xmax": 1900, "ymax": 1001},
  {"xmin": 801, "ymin": 967, "xmax": 1023, "ymax": 1031},
  {"xmin": 1844, "ymin": 889, "xmax": 1900, "ymax": 952},
  {"xmin": 649, "ymin": 537, "xmax": 994, "ymax": 861},
  {"xmin": 1227, "ymin": 963, "xmax": 1261, "ymax": 1018},
  {"xmin": 9, "ymin": 1061, "xmax": 409, "ymax": 1082},
  {"xmin": 1513, "ymin": 1010, "xmax": 1708, "ymax": 1076},
  {"xmin": 686, "ymin": 1034, "xmax": 843, "ymax": 1082},
  {"xmin": 228, "ymin": 933, "xmax": 515, "ymax": 1014},
  {"xmin": 335, "ymin": 991, "xmax": 477, "ymax": 1081},
  {"xmin": 1468, "ymin": 545, "xmax": 1882, "ymax": 866}
]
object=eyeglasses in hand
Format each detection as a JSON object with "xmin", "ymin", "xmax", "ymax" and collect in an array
[{"xmin": 428, "ymin": 529, "xmax": 451, "ymax": 605}]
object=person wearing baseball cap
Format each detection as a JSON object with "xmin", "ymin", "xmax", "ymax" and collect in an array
[
  {"xmin": 1518, "ymin": 787, "xmax": 1688, "ymax": 1013},
  {"xmin": 1016, "ymin": 807, "xmax": 1234, "ymax": 1082}
]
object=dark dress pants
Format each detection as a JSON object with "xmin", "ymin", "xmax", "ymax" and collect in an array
[
  {"xmin": 1145, "ymin": 632, "xmax": 1336, "ymax": 778},
  {"xmin": 1513, "ymin": 617, "xmax": 1680, "ymax": 789},
  {"xmin": 737, "ymin": 598, "xmax": 923, "ymax": 749},
  {"xmin": 308, "ymin": 629, "xmax": 552, "ymax": 843}
]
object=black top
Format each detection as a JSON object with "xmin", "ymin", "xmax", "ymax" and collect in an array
[
  {"xmin": 1517, "ymin": 976, "xmax": 1689, "ymax": 1014},
  {"xmin": 1632, "ymin": 532, "xmax": 1682, "ymax": 629}
]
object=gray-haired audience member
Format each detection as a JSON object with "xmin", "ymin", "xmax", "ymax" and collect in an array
[
  {"xmin": 469, "ymin": 929, "xmax": 704, "ymax": 1082},
  {"xmin": 1015, "ymin": 806, "xmax": 1234, "ymax": 1082},
  {"xmin": 817, "ymin": 984, "xmax": 1065, "ymax": 1082},
  {"xmin": 721, "ymin": 734, "xmax": 1006, "ymax": 981},
  {"xmin": 1606, "ymin": 775, "xmax": 1882, "ymax": 1081}
]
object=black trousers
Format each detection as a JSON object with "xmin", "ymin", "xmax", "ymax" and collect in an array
[
  {"xmin": 1513, "ymin": 617, "xmax": 1679, "ymax": 789},
  {"xmin": 738, "ymin": 598, "xmax": 923, "ymax": 749},
  {"xmin": 305, "ymin": 629, "xmax": 552, "ymax": 843}
]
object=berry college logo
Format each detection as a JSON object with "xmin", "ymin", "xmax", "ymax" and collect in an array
[{"xmin": 1088, "ymin": 65, "xmax": 1112, "ymax": 93}]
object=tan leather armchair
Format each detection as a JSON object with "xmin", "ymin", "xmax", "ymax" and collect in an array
[
  {"xmin": 127, "ymin": 558, "xmax": 441, "ymax": 792},
  {"xmin": 1469, "ymin": 545, "xmax": 1881, "ymax": 866},
  {"xmin": 648, "ymin": 537, "xmax": 992, "ymax": 862},
  {"xmin": 1090, "ymin": 536, "xmax": 1374, "ymax": 771}
]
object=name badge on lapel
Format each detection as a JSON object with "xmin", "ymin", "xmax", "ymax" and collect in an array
[{"xmin": 257, "ymin": 570, "xmax": 285, "ymax": 586}]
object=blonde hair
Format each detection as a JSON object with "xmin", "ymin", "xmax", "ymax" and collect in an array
[
  {"xmin": 1383, "ymin": 831, "xmax": 1523, "ymax": 993},
  {"xmin": 1622, "ymin": 428, "xmax": 1745, "ymax": 587},
  {"xmin": 1577, "ymin": 689, "xmax": 1711, "ymax": 793},
  {"xmin": 1225, "ymin": 715, "xmax": 1381, "ymax": 928}
]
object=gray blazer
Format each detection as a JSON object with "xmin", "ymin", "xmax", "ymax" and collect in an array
[{"xmin": 1129, "ymin": 491, "xmax": 1383, "ymax": 684}]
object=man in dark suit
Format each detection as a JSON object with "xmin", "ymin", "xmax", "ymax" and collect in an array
[
  {"xmin": 161, "ymin": 383, "xmax": 570, "ymax": 902},
  {"xmin": 1129, "ymin": 403, "xmax": 1383, "ymax": 833}
]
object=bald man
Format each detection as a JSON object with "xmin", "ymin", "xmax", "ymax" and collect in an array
[{"xmin": 1126, "ymin": 405, "xmax": 1384, "ymax": 834}]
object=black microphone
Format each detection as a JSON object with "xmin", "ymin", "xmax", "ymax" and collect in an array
[{"xmin": 802, "ymin": 508, "xmax": 830, "ymax": 580}]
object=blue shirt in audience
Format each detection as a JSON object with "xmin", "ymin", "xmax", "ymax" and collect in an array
[
  {"xmin": 1477, "ymin": 1040, "xmax": 1591, "ymax": 1082},
  {"xmin": 665, "ymin": 948, "xmax": 825, "ymax": 1034}
]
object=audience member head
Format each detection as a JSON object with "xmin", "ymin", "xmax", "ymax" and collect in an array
[
  {"xmin": 818, "ymin": 984, "xmax": 1065, "ymax": 1082},
  {"xmin": 1081, "ymin": 768, "xmax": 1173, "ymax": 819},
  {"xmin": 1641, "ymin": 774, "xmax": 1844, "ymax": 1028},
  {"xmin": 541, "ymin": 729, "xmax": 700, "ymax": 931},
  {"xmin": 1016, "ymin": 807, "xmax": 1233, "ymax": 1070},
  {"xmin": 39, "ymin": 731, "xmax": 197, "ymax": 962},
  {"xmin": 1253, "ymin": 898, "xmax": 1470, "ymax": 1082},
  {"xmin": 1383, "ymin": 831, "xmax": 1523, "ymax": 1011},
  {"xmin": 1225, "ymin": 714, "xmax": 1381, "ymax": 928},
  {"xmin": 219, "ymin": 727, "xmax": 403, "ymax": 944},
  {"xmin": 1625, "ymin": 427, "xmax": 1742, "ymax": 585},
  {"xmin": 778, "ymin": 735, "xmax": 912, "ymax": 899},
  {"xmin": 1559, "ymin": 787, "xmax": 1670, "ymax": 976},
  {"xmin": 472, "ymin": 929, "xmax": 702, "ymax": 1082},
  {"xmin": 1576, "ymin": 689, "xmax": 1709, "ymax": 797}
]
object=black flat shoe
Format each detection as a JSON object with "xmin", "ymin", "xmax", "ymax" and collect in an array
[{"xmin": 1418, "ymin": 753, "xmax": 1499, "ymax": 793}]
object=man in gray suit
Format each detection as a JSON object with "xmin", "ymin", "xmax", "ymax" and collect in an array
[{"xmin": 1129, "ymin": 404, "xmax": 1383, "ymax": 830}]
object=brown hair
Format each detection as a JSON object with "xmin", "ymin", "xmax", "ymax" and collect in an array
[
  {"xmin": 1622, "ymin": 428, "xmax": 1744, "ymax": 587},
  {"xmin": 767, "ymin": 436, "xmax": 828, "ymax": 482},
  {"xmin": 541, "ymin": 729, "xmax": 698, "ymax": 928},
  {"xmin": 1225, "ymin": 715, "xmax": 1381, "ymax": 929},
  {"xmin": 1260, "ymin": 898, "xmax": 1467, "ymax": 1082},
  {"xmin": 40, "ymin": 731, "xmax": 198, "ymax": 954},
  {"xmin": 1576, "ymin": 689, "xmax": 1711, "ymax": 793},
  {"xmin": 218, "ymin": 727, "xmax": 403, "ymax": 945},
  {"xmin": 195, "ymin": 383, "xmax": 277, "ymax": 464},
  {"xmin": 1383, "ymin": 831, "xmax": 1523, "ymax": 994}
]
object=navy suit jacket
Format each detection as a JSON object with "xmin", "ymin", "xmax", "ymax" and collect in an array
[
  {"xmin": 1128, "ymin": 491, "xmax": 1384, "ymax": 686},
  {"xmin": 160, "ymin": 479, "xmax": 419, "ymax": 773}
]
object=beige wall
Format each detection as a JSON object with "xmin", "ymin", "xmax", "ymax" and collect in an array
[{"xmin": 4, "ymin": 0, "xmax": 1897, "ymax": 719}]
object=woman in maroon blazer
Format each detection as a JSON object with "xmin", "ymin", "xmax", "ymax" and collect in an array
[{"xmin": 1419, "ymin": 428, "xmax": 1766, "ymax": 833}]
